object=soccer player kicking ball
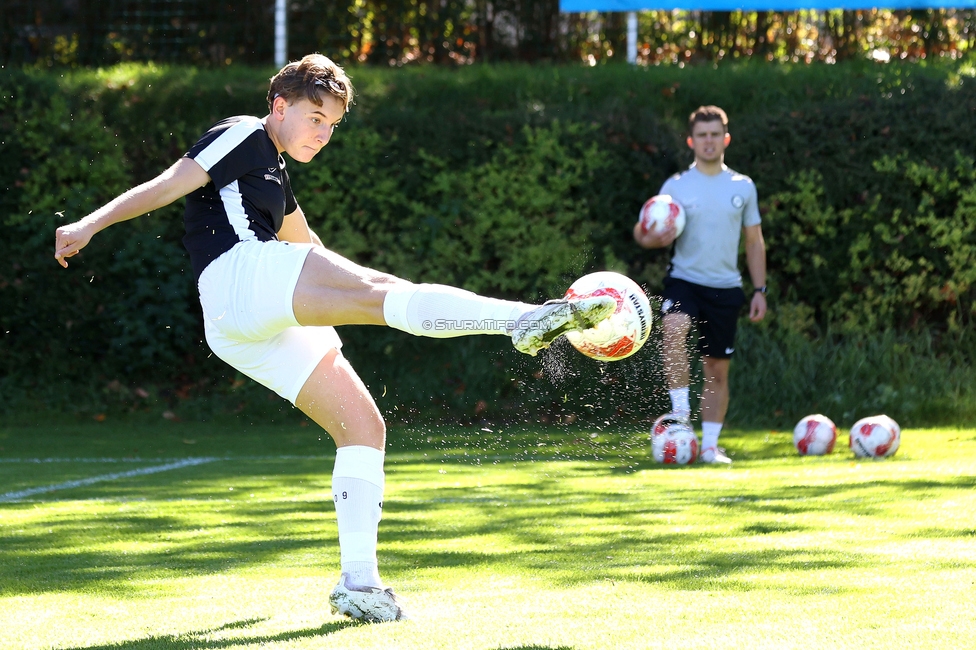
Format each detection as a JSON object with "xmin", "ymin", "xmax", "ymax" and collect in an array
[
  {"xmin": 633, "ymin": 105, "xmax": 768, "ymax": 465},
  {"xmin": 54, "ymin": 53, "xmax": 615, "ymax": 623}
]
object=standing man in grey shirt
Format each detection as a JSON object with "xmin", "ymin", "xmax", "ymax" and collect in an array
[{"xmin": 634, "ymin": 106, "xmax": 768, "ymax": 464}]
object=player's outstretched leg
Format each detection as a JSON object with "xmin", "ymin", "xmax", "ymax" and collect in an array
[
  {"xmin": 382, "ymin": 283, "xmax": 616, "ymax": 356},
  {"xmin": 510, "ymin": 296, "xmax": 617, "ymax": 356},
  {"xmin": 293, "ymin": 250, "xmax": 617, "ymax": 354}
]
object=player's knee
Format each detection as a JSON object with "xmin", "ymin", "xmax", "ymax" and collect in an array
[
  {"xmin": 356, "ymin": 419, "xmax": 386, "ymax": 450},
  {"xmin": 703, "ymin": 358, "xmax": 730, "ymax": 384},
  {"xmin": 366, "ymin": 412, "xmax": 387, "ymax": 443},
  {"xmin": 325, "ymin": 412, "xmax": 386, "ymax": 448},
  {"xmin": 662, "ymin": 313, "xmax": 691, "ymax": 338},
  {"xmin": 372, "ymin": 272, "xmax": 406, "ymax": 288}
]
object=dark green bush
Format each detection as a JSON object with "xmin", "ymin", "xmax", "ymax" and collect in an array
[
  {"xmin": 299, "ymin": 120, "xmax": 612, "ymax": 299},
  {"xmin": 3, "ymin": 61, "xmax": 975, "ymax": 426},
  {"xmin": 730, "ymin": 322, "xmax": 976, "ymax": 428},
  {"xmin": 762, "ymin": 154, "xmax": 976, "ymax": 331}
]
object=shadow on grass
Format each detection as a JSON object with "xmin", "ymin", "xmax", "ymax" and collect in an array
[
  {"xmin": 1, "ymin": 439, "xmax": 974, "ymax": 599},
  {"xmin": 58, "ymin": 618, "xmax": 356, "ymax": 650}
]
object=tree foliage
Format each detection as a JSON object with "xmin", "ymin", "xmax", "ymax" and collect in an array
[{"xmin": 5, "ymin": 1, "xmax": 976, "ymax": 67}]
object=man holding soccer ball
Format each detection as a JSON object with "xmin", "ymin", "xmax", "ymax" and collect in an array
[{"xmin": 633, "ymin": 106, "xmax": 767, "ymax": 464}]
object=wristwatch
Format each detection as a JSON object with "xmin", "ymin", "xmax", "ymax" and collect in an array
[{"xmin": 754, "ymin": 286, "xmax": 767, "ymax": 295}]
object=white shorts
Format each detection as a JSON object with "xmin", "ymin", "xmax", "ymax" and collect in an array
[{"xmin": 198, "ymin": 240, "xmax": 343, "ymax": 404}]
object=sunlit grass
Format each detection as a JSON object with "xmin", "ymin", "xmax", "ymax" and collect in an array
[{"xmin": 1, "ymin": 422, "xmax": 974, "ymax": 649}]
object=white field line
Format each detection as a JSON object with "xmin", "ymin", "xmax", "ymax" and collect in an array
[
  {"xmin": 0, "ymin": 455, "xmax": 333, "ymax": 463},
  {"xmin": 0, "ymin": 457, "xmax": 219, "ymax": 503}
]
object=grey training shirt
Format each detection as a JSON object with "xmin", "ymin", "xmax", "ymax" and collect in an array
[{"xmin": 660, "ymin": 164, "xmax": 761, "ymax": 289}]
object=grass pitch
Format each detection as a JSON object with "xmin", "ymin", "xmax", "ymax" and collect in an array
[{"xmin": 1, "ymin": 420, "xmax": 974, "ymax": 649}]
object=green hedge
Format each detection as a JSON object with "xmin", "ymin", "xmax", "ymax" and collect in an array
[{"xmin": 2, "ymin": 61, "xmax": 975, "ymax": 427}]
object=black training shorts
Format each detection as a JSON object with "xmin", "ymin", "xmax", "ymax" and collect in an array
[{"xmin": 661, "ymin": 276, "xmax": 747, "ymax": 359}]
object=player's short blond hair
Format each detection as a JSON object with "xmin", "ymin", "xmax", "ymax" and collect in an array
[
  {"xmin": 688, "ymin": 105, "xmax": 729, "ymax": 134},
  {"xmin": 267, "ymin": 53, "xmax": 354, "ymax": 114}
]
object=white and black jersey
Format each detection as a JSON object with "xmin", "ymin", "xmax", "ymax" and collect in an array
[{"xmin": 183, "ymin": 116, "xmax": 298, "ymax": 279}]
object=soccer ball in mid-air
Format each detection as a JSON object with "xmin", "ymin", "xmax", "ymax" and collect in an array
[
  {"xmin": 564, "ymin": 271, "xmax": 652, "ymax": 362},
  {"xmin": 651, "ymin": 414, "xmax": 699, "ymax": 465},
  {"xmin": 849, "ymin": 415, "xmax": 901, "ymax": 459},
  {"xmin": 793, "ymin": 414, "xmax": 837, "ymax": 456},
  {"xmin": 639, "ymin": 194, "xmax": 686, "ymax": 238}
]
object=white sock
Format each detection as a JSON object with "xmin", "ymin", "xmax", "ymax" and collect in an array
[
  {"xmin": 669, "ymin": 387, "xmax": 691, "ymax": 419},
  {"xmin": 383, "ymin": 283, "xmax": 532, "ymax": 337},
  {"xmin": 332, "ymin": 445, "xmax": 386, "ymax": 588},
  {"xmin": 701, "ymin": 421, "xmax": 723, "ymax": 450}
]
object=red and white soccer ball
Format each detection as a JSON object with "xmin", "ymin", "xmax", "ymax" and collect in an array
[
  {"xmin": 651, "ymin": 414, "xmax": 699, "ymax": 465},
  {"xmin": 639, "ymin": 194, "xmax": 686, "ymax": 238},
  {"xmin": 849, "ymin": 415, "xmax": 901, "ymax": 459},
  {"xmin": 564, "ymin": 271, "xmax": 652, "ymax": 362},
  {"xmin": 793, "ymin": 414, "xmax": 837, "ymax": 456}
]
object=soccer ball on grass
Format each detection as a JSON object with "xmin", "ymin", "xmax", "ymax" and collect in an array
[
  {"xmin": 849, "ymin": 415, "xmax": 901, "ymax": 459},
  {"xmin": 651, "ymin": 414, "xmax": 699, "ymax": 465},
  {"xmin": 792, "ymin": 414, "xmax": 837, "ymax": 456},
  {"xmin": 564, "ymin": 272, "xmax": 652, "ymax": 362}
]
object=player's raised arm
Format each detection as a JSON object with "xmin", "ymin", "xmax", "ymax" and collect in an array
[{"xmin": 54, "ymin": 157, "xmax": 210, "ymax": 268}]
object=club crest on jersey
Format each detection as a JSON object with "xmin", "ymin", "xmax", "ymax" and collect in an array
[
  {"xmin": 264, "ymin": 172, "xmax": 282, "ymax": 185},
  {"xmin": 731, "ymin": 195, "xmax": 744, "ymax": 208},
  {"xmin": 661, "ymin": 299, "xmax": 674, "ymax": 313}
]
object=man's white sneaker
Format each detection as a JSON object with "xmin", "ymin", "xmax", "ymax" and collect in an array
[
  {"xmin": 700, "ymin": 446, "xmax": 732, "ymax": 465},
  {"xmin": 329, "ymin": 573, "xmax": 408, "ymax": 623},
  {"xmin": 511, "ymin": 296, "xmax": 617, "ymax": 356}
]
